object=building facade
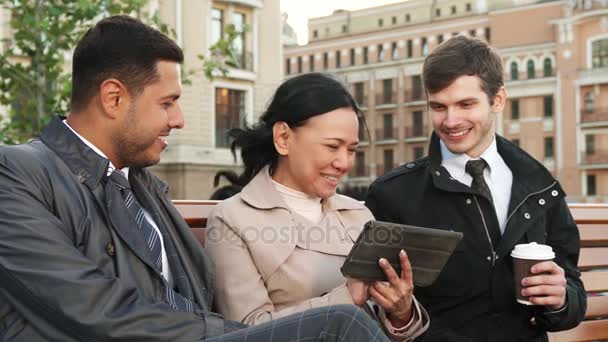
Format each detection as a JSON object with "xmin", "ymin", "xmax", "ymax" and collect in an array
[
  {"xmin": 284, "ymin": 0, "xmax": 608, "ymax": 201},
  {"xmin": 151, "ymin": 0, "xmax": 282, "ymax": 199}
]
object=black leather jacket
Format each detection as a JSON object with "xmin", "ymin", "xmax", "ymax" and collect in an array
[
  {"xmin": 366, "ymin": 134, "xmax": 586, "ymax": 342},
  {"xmin": 0, "ymin": 117, "xmax": 233, "ymax": 341}
]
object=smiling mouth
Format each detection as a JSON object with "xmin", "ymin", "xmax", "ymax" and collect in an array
[
  {"xmin": 446, "ymin": 128, "xmax": 471, "ymax": 137},
  {"xmin": 322, "ymin": 174, "xmax": 340, "ymax": 182}
]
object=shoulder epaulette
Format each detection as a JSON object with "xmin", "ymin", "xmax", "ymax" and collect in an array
[{"xmin": 373, "ymin": 156, "xmax": 430, "ymax": 184}]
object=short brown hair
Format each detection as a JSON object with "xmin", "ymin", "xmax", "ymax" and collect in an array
[{"xmin": 422, "ymin": 36, "xmax": 503, "ymax": 104}]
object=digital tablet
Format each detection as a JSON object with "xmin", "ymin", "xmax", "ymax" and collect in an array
[{"xmin": 341, "ymin": 220, "xmax": 463, "ymax": 287}]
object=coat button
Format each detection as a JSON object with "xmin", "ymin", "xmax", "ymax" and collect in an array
[
  {"xmin": 524, "ymin": 212, "xmax": 531, "ymax": 219},
  {"xmin": 435, "ymin": 171, "xmax": 440, "ymax": 176},
  {"xmin": 466, "ymin": 198, "xmax": 472, "ymax": 205},
  {"xmin": 406, "ymin": 163, "xmax": 416, "ymax": 169},
  {"xmin": 551, "ymin": 190, "xmax": 558, "ymax": 197},
  {"xmin": 106, "ymin": 241, "xmax": 115, "ymax": 257},
  {"xmin": 538, "ymin": 199, "xmax": 546, "ymax": 205},
  {"xmin": 486, "ymin": 256, "xmax": 492, "ymax": 261}
]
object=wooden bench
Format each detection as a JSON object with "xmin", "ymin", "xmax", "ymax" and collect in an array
[{"xmin": 174, "ymin": 200, "xmax": 608, "ymax": 342}]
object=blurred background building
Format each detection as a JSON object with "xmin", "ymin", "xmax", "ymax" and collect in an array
[
  {"xmin": 284, "ymin": 0, "xmax": 608, "ymax": 202},
  {"xmin": 149, "ymin": 0, "xmax": 283, "ymax": 199}
]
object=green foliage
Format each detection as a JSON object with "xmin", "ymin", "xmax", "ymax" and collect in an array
[
  {"xmin": 198, "ymin": 23, "xmax": 250, "ymax": 80},
  {"xmin": 0, "ymin": 0, "xmax": 146, "ymax": 144}
]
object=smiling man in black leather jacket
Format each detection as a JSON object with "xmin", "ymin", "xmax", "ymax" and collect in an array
[
  {"xmin": 366, "ymin": 36, "xmax": 586, "ymax": 342},
  {"xmin": 0, "ymin": 15, "xmax": 390, "ymax": 342}
]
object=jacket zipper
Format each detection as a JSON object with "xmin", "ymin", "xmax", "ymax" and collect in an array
[
  {"xmin": 473, "ymin": 195, "xmax": 496, "ymax": 267},
  {"xmin": 504, "ymin": 182, "xmax": 557, "ymax": 227}
]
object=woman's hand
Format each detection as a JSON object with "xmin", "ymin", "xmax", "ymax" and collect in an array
[
  {"xmin": 369, "ymin": 250, "xmax": 415, "ymax": 328},
  {"xmin": 346, "ymin": 278, "xmax": 370, "ymax": 306}
]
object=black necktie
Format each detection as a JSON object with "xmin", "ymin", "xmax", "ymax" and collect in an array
[
  {"xmin": 465, "ymin": 159, "xmax": 501, "ymax": 247},
  {"xmin": 465, "ymin": 159, "xmax": 493, "ymax": 204},
  {"xmin": 109, "ymin": 170, "xmax": 196, "ymax": 312}
]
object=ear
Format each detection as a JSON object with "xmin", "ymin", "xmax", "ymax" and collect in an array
[
  {"xmin": 99, "ymin": 78, "xmax": 129, "ymax": 119},
  {"xmin": 491, "ymin": 86, "xmax": 507, "ymax": 114},
  {"xmin": 273, "ymin": 121, "xmax": 292, "ymax": 156}
]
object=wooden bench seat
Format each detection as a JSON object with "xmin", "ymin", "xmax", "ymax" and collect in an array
[{"xmin": 173, "ymin": 200, "xmax": 608, "ymax": 342}]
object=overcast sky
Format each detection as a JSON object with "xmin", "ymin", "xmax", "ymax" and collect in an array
[{"xmin": 280, "ymin": 0, "xmax": 405, "ymax": 45}]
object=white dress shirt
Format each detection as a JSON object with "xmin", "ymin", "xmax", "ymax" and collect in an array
[
  {"xmin": 63, "ymin": 120, "xmax": 173, "ymax": 285},
  {"xmin": 440, "ymin": 137, "xmax": 513, "ymax": 233}
]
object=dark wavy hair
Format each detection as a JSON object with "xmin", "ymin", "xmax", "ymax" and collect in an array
[{"xmin": 229, "ymin": 73, "xmax": 365, "ymax": 184}]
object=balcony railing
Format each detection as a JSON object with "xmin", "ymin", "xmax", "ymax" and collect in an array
[
  {"xmin": 405, "ymin": 90, "xmax": 425, "ymax": 102},
  {"xmin": 375, "ymin": 128, "xmax": 398, "ymax": 141},
  {"xmin": 376, "ymin": 163, "xmax": 398, "ymax": 176},
  {"xmin": 405, "ymin": 125, "xmax": 427, "ymax": 138},
  {"xmin": 234, "ymin": 51, "xmax": 254, "ymax": 71},
  {"xmin": 581, "ymin": 108, "xmax": 608, "ymax": 123},
  {"xmin": 581, "ymin": 150, "xmax": 608, "ymax": 165},
  {"xmin": 578, "ymin": 67, "xmax": 608, "ymax": 85},
  {"xmin": 350, "ymin": 165, "xmax": 370, "ymax": 178},
  {"xmin": 355, "ymin": 95, "xmax": 367, "ymax": 108},
  {"xmin": 375, "ymin": 91, "xmax": 398, "ymax": 105}
]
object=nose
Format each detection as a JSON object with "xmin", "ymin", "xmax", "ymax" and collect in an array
[
  {"xmin": 169, "ymin": 102, "xmax": 185, "ymax": 129},
  {"xmin": 442, "ymin": 107, "xmax": 462, "ymax": 129},
  {"xmin": 333, "ymin": 149, "xmax": 353, "ymax": 172}
]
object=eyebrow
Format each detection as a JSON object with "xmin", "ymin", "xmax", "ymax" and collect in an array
[
  {"xmin": 161, "ymin": 93, "xmax": 181, "ymax": 101},
  {"xmin": 323, "ymin": 137, "xmax": 359, "ymax": 145}
]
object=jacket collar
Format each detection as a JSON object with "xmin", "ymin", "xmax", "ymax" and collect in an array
[
  {"xmin": 39, "ymin": 116, "xmax": 169, "ymax": 194},
  {"xmin": 427, "ymin": 132, "xmax": 557, "ymax": 194},
  {"xmin": 240, "ymin": 165, "xmax": 365, "ymax": 212}
]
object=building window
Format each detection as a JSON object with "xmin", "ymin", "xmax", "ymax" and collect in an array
[
  {"xmin": 354, "ymin": 82, "xmax": 365, "ymax": 106},
  {"xmin": 211, "ymin": 8, "xmax": 223, "ymax": 44},
  {"xmin": 405, "ymin": 13, "xmax": 410, "ymax": 22},
  {"xmin": 363, "ymin": 46, "xmax": 369, "ymax": 64},
  {"xmin": 585, "ymin": 92, "xmax": 594, "ymax": 113},
  {"xmin": 232, "ymin": 12, "xmax": 247, "ymax": 69},
  {"xmin": 485, "ymin": 27, "xmax": 491, "ymax": 42},
  {"xmin": 383, "ymin": 149, "xmax": 394, "ymax": 174},
  {"xmin": 543, "ymin": 58, "xmax": 553, "ymax": 77},
  {"xmin": 336, "ymin": 50, "xmax": 341, "ymax": 68},
  {"xmin": 341, "ymin": 25, "xmax": 347, "ymax": 33},
  {"xmin": 543, "ymin": 96, "xmax": 553, "ymax": 118},
  {"xmin": 451, "ymin": 5, "xmax": 457, "ymax": 14},
  {"xmin": 512, "ymin": 139, "xmax": 520, "ymax": 147},
  {"xmin": 383, "ymin": 79, "xmax": 393, "ymax": 103},
  {"xmin": 378, "ymin": 44, "xmax": 384, "ymax": 62},
  {"xmin": 435, "ymin": 8, "xmax": 441, "ymax": 17},
  {"xmin": 325, "ymin": 27, "xmax": 330, "ymax": 36},
  {"xmin": 406, "ymin": 39, "xmax": 413, "ymax": 58},
  {"xmin": 309, "ymin": 55, "xmax": 314, "ymax": 72},
  {"xmin": 511, "ymin": 99, "xmax": 520, "ymax": 120},
  {"xmin": 313, "ymin": 30, "xmax": 318, "ymax": 38},
  {"xmin": 587, "ymin": 174, "xmax": 597, "ymax": 196},
  {"xmin": 586, "ymin": 134, "xmax": 595, "ymax": 154},
  {"xmin": 544, "ymin": 137, "xmax": 554, "ymax": 159},
  {"xmin": 285, "ymin": 59, "xmax": 291, "ymax": 74},
  {"xmin": 215, "ymin": 88, "xmax": 245, "ymax": 148},
  {"xmin": 592, "ymin": 38, "xmax": 608, "ymax": 68},
  {"xmin": 466, "ymin": 3, "xmax": 472, "ymax": 11},
  {"xmin": 510, "ymin": 62, "xmax": 519, "ymax": 80},
  {"xmin": 323, "ymin": 52, "xmax": 328, "ymax": 70},
  {"xmin": 378, "ymin": 18, "xmax": 384, "ymax": 27},
  {"xmin": 412, "ymin": 75, "xmax": 423, "ymax": 100},
  {"xmin": 297, "ymin": 56, "xmax": 302, "ymax": 73},
  {"xmin": 354, "ymin": 151, "xmax": 366, "ymax": 177},
  {"xmin": 383, "ymin": 113, "xmax": 394, "ymax": 139},
  {"xmin": 527, "ymin": 60, "xmax": 535, "ymax": 79},
  {"xmin": 391, "ymin": 42, "xmax": 398, "ymax": 60},
  {"xmin": 413, "ymin": 147, "xmax": 424, "ymax": 159},
  {"xmin": 350, "ymin": 48, "xmax": 355, "ymax": 65},
  {"xmin": 413, "ymin": 111, "xmax": 424, "ymax": 136},
  {"xmin": 392, "ymin": 16, "xmax": 397, "ymax": 25},
  {"xmin": 421, "ymin": 37, "xmax": 429, "ymax": 56},
  {"xmin": 469, "ymin": 29, "xmax": 476, "ymax": 37},
  {"xmin": 438, "ymin": 34, "xmax": 444, "ymax": 44}
]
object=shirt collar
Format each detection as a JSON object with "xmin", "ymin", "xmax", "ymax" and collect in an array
[
  {"xmin": 440, "ymin": 136, "xmax": 499, "ymax": 179},
  {"xmin": 62, "ymin": 120, "xmax": 129, "ymax": 179}
]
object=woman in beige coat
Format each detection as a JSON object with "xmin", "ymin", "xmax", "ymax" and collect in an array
[{"xmin": 206, "ymin": 73, "xmax": 429, "ymax": 341}]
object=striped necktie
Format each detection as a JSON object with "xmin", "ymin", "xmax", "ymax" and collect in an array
[{"xmin": 109, "ymin": 169, "xmax": 196, "ymax": 312}]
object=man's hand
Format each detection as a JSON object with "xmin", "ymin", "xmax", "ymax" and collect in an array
[
  {"xmin": 521, "ymin": 261, "xmax": 567, "ymax": 310},
  {"xmin": 369, "ymin": 250, "xmax": 415, "ymax": 328}
]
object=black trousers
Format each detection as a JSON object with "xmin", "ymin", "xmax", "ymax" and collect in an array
[{"xmin": 205, "ymin": 305, "xmax": 390, "ymax": 342}]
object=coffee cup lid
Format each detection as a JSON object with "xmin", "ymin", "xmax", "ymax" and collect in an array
[{"xmin": 510, "ymin": 242, "xmax": 555, "ymax": 260}]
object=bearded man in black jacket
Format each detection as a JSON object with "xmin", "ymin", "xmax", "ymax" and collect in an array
[{"xmin": 366, "ymin": 36, "xmax": 586, "ymax": 342}]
